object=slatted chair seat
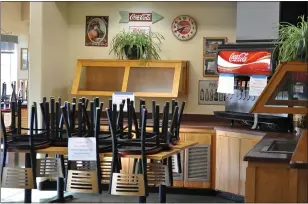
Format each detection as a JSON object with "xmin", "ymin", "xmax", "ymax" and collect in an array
[
  {"xmin": 111, "ymin": 173, "xmax": 145, "ymax": 196},
  {"xmin": 1, "ymin": 167, "xmax": 35, "ymax": 189},
  {"xmin": 36, "ymin": 158, "xmax": 64, "ymax": 178}
]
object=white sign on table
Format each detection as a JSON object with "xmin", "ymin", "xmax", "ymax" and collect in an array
[
  {"xmin": 249, "ymin": 75, "xmax": 268, "ymax": 96},
  {"xmin": 68, "ymin": 137, "xmax": 97, "ymax": 161},
  {"xmin": 217, "ymin": 74, "xmax": 235, "ymax": 94},
  {"xmin": 112, "ymin": 92, "xmax": 135, "ymax": 112}
]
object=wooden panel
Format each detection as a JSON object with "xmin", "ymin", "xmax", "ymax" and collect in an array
[
  {"xmin": 71, "ymin": 59, "xmax": 189, "ymax": 97},
  {"xmin": 245, "ymin": 162, "xmax": 308, "ymax": 203},
  {"xmin": 185, "ymin": 133, "xmax": 211, "ymax": 145},
  {"xmin": 215, "ymin": 135, "xmax": 240, "ymax": 194},
  {"xmin": 239, "ymin": 138, "xmax": 260, "ymax": 196}
]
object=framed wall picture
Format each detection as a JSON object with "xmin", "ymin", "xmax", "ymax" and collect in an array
[
  {"xmin": 198, "ymin": 80, "xmax": 226, "ymax": 105},
  {"xmin": 203, "ymin": 37, "xmax": 227, "ymax": 57},
  {"xmin": 20, "ymin": 48, "xmax": 28, "ymax": 70},
  {"xmin": 85, "ymin": 16, "xmax": 109, "ymax": 47},
  {"xmin": 203, "ymin": 57, "xmax": 217, "ymax": 77},
  {"xmin": 129, "ymin": 26, "xmax": 151, "ymax": 34}
]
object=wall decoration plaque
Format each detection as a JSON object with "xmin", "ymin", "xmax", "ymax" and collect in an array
[
  {"xmin": 85, "ymin": 16, "xmax": 109, "ymax": 47},
  {"xmin": 20, "ymin": 48, "xmax": 29, "ymax": 70},
  {"xmin": 203, "ymin": 57, "xmax": 217, "ymax": 77},
  {"xmin": 119, "ymin": 11, "xmax": 164, "ymax": 24},
  {"xmin": 198, "ymin": 80, "xmax": 226, "ymax": 105},
  {"xmin": 203, "ymin": 37, "xmax": 227, "ymax": 57},
  {"xmin": 129, "ymin": 26, "xmax": 151, "ymax": 34}
]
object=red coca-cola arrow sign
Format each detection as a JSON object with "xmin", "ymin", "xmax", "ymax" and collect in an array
[{"xmin": 119, "ymin": 11, "xmax": 164, "ymax": 24}]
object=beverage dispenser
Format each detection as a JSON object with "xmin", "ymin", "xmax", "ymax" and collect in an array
[{"xmin": 214, "ymin": 43, "xmax": 291, "ymax": 132}]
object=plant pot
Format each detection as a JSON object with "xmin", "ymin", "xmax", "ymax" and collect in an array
[
  {"xmin": 124, "ymin": 45, "xmax": 146, "ymax": 60},
  {"xmin": 124, "ymin": 45, "xmax": 140, "ymax": 60}
]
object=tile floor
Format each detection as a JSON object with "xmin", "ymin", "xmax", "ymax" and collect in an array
[{"xmin": 1, "ymin": 188, "xmax": 234, "ymax": 203}]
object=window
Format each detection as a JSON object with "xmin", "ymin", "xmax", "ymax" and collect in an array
[{"xmin": 1, "ymin": 42, "xmax": 17, "ymax": 97}]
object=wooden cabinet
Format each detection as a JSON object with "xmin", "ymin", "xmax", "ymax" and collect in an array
[
  {"xmin": 71, "ymin": 59, "xmax": 189, "ymax": 98},
  {"xmin": 215, "ymin": 130, "xmax": 262, "ymax": 196},
  {"xmin": 246, "ymin": 162, "xmax": 308, "ymax": 202}
]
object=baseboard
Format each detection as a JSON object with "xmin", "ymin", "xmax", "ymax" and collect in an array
[{"xmin": 38, "ymin": 180, "xmax": 242, "ymax": 201}]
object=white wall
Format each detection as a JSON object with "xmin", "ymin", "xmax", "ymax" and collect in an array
[
  {"xmin": 67, "ymin": 1, "xmax": 237, "ymax": 114},
  {"xmin": 1, "ymin": 2, "xmax": 29, "ymax": 80},
  {"xmin": 236, "ymin": 2, "xmax": 280, "ymax": 41},
  {"xmin": 29, "ymin": 2, "xmax": 69, "ymax": 106}
]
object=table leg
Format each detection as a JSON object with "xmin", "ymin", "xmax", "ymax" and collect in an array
[
  {"xmin": 24, "ymin": 153, "xmax": 32, "ymax": 203},
  {"xmin": 48, "ymin": 155, "xmax": 74, "ymax": 203},
  {"xmin": 159, "ymin": 184, "xmax": 166, "ymax": 203},
  {"xmin": 139, "ymin": 196, "xmax": 147, "ymax": 203}
]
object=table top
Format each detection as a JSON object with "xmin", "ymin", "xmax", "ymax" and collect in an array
[{"xmin": 6, "ymin": 141, "xmax": 197, "ymax": 160}]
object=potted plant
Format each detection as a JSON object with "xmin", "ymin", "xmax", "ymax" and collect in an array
[
  {"xmin": 275, "ymin": 15, "xmax": 307, "ymax": 63},
  {"xmin": 109, "ymin": 29, "xmax": 164, "ymax": 60}
]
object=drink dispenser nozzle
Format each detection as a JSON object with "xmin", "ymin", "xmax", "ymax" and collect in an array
[
  {"xmin": 247, "ymin": 81, "xmax": 250, "ymax": 101},
  {"xmin": 242, "ymin": 81, "xmax": 246, "ymax": 100}
]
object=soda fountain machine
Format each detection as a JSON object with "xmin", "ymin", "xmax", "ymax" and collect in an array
[{"xmin": 214, "ymin": 43, "xmax": 291, "ymax": 132}]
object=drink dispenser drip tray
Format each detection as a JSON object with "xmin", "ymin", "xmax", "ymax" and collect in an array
[{"xmin": 214, "ymin": 111, "xmax": 290, "ymax": 132}]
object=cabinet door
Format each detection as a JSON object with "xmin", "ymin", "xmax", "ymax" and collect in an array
[
  {"xmin": 184, "ymin": 144, "xmax": 211, "ymax": 188},
  {"xmin": 239, "ymin": 138, "xmax": 260, "ymax": 196},
  {"xmin": 215, "ymin": 135, "xmax": 240, "ymax": 194}
]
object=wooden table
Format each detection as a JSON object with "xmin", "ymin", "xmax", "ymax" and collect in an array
[
  {"xmin": 7, "ymin": 141, "xmax": 197, "ymax": 160},
  {"xmin": 5, "ymin": 141, "xmax": 198, "ymax": 203}
]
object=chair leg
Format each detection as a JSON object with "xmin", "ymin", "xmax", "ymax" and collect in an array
[
  {"xmin": 132, "ymin": 158, "xmax": 138, "ymax": 174},
  {"xmin": 1, "ymin": 148, "xmax": 8, "ymax": 181},
  {"xmin": 30, "ymin": 152, "xmax": 37, "ymax": 189},
  {"xmin": 167, "ymin": 157, "xmax": 173, "ymax": 187},
  {"xmin": 176, "ymin": 153, "xmax": 182, "ymax": 174}
]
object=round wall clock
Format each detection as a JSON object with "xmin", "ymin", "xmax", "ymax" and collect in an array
[{"xmin": 171, "ymin": 15, "xmax": 197, "ymax": 41}]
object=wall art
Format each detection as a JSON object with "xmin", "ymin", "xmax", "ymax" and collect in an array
[
  {"xmin": 20, "ymin": 48, "xmax": 28, "ymax": 70},
  {"xmin": 85, "ymin": 16, "xmax": 109, "ymax": 47},
  {"xmin": 203, "ymin": 37, "xmax": 227, "ymax": 57},
  {"xmin": 198, "ymin": 80, "xmax": 226, "ymax": 105},
  {"xmin": 129, "ymin": 26, "xmax": 151, "ymax": 34},
  {"xmin": 171, "ymin": 15, "xmax": 197, "ymax": 41},
  {"xmin": 203, "ymin": 57, "xmax": 217, "ymax": 77},
  {"xmin": 119, "ymin": 11, "xmax": 164, "ymax": 24}
]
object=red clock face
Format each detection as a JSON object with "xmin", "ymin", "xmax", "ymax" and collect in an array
[{"xmin": 171, "ymin": 15, "xmax": 197, "ymax": 41}]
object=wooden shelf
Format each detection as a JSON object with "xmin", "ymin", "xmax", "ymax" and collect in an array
[{"xmin": 71, "ymin": 59, "xmax": 189, "ymax": 98}]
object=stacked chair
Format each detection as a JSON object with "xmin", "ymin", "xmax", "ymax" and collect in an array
[
  {"xmin": 1, "ymin": 100, "xmax": 50, "ymax": 190},
  {"xmin": 1, "ymin": 96, "xmax": 186, "ymax": 202}
]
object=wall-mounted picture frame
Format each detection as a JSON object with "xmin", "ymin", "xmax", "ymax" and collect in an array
[
  {"xmin": 85, "ymin": 16, "xmax": 109, "ymax": 47},
  {"xmin": 198, "ymin": 80, "xmax": 226, "ymax": 105},
  {"xmin": 203, "ymin": 57, "xmax": 217, "ymax": 77},
  {"xmin": 129, "ymin": 26, "xmax": 151, "ymax": 34},
  {"xmin": 203, "ymin": 37, "xmax": 227, "ymax": 57},
  {"xmin": 20, "ymin": 48, "xmax": 28, "ymax": 70}
]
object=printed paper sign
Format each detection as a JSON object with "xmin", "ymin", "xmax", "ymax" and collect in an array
[
  {"xmin": 249, "ymin": 75, "xmax": 267, "ymax": 96},
  {"xmin": 217, "ymin": 74, "xmax": 235, "ymax": 94},
  {"xmin": 112, "ymin": 92, "xmax": 135, "ymax": 112},
  {"xmin": 68, "ymin": 137, "xmax": 97, "ymax": 161}
]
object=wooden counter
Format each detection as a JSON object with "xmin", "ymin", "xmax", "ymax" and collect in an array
[
  {"xmin": 290, "ymin": 129, "xmax": 308, "ymax": 168},
  {"xmin": 245, "ymin": 130, "xmax": 308, "ymax": 203}
]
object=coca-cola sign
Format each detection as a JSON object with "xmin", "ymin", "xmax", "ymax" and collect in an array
[
  {"xmin": 119, "ymin": 11, "xmax": 164, "ymax": 24},
  {"xmin": 129, "ymin": 13, "xmax": 152, "ymax": 22},
  {"xmin": 217, "ymin": 50, "xmax": 272, "ymax": 75}
]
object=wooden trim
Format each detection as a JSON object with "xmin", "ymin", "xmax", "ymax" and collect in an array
[
  {"xmin": 121, "ymin": 66, "xmax": 130, "ymax": 92},
  {"xmin": 245, "ymin": 166, "xmax": 256, "ymax": 202},
  {"xmin": 71, "ymin": 61, "xmax": 82, "ymax": 94},
  {"xmin": 251, "ymin": 62, "xmax": 308, "ymax": 115}
]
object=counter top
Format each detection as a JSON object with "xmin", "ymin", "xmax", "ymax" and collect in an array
[{"xmin": 244, "ymin": 132, "xmax": 298, "ymax": 163}]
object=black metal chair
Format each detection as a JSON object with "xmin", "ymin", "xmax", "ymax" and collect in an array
[{"xmin": 1, "ymin": 105, "xmax": 40, "ymax": 190}]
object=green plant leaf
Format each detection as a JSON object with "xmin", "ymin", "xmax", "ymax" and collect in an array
[{"xmin": 109, "ymin": 29, "xmax": 164, "ymax": 60}]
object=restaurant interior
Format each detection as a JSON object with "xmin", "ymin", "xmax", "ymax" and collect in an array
[{"xmin": 0, "ymin": 1, "xmax": 307, "ymax": 203}]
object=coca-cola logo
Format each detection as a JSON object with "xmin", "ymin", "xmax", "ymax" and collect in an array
[
  {"xmin": 129, "ymin": 13, "xmax": 152, "ymax": 21},
  {"xmin": 229, "ymin": 52, "xmax": 249, "ymax": 63}
]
